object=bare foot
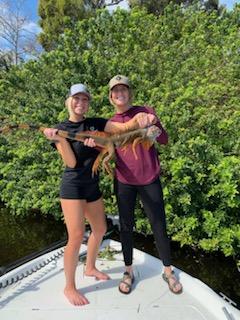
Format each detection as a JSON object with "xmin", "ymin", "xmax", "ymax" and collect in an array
[
  {"xmin": 84, "ymin": 268, "xmax": 110, "ymax": 280},
  {"xmin": 64, "ymin": 287, "xmax": 89, "ymax": 306}
]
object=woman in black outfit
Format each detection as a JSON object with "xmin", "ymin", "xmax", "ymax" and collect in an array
[{"xmin": 43, "ymin": 83, "xmax": 155, "ymax": 306}]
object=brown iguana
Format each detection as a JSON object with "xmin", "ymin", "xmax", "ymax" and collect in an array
[{"xmin": 0, "ymin": 124, "xmax": 161, "ymax": 175}]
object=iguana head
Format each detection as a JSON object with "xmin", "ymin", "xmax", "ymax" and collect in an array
[{"xmin": 146, "ymin": 125, "xmax": 162, "ymax": 141}]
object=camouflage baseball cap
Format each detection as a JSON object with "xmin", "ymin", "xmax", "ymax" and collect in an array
[{"xmin": 109, "ymin": 75, "xmax": 130, "ymax": 90}]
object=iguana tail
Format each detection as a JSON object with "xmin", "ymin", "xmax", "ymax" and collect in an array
[{"xmin": 0, "ymin": 123, "xmax": 113, "ymax": 176}]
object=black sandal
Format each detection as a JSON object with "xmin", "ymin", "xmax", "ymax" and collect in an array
[
  {"xmin": 118, "ymin": 271, "xmax": 135, "ymax": 295},
  {"xmin": 162, "ymin": 271, "xmax": 183, "ymax": 294}
]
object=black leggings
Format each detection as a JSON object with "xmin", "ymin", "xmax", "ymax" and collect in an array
[{"xmin": 114, "ymin": 178, "xmax": 171, "ymax": 267}]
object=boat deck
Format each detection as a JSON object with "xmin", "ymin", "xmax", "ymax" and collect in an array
[{"xmin": 0, "ymin": 239, "xmax": 239, "ymax": 320}]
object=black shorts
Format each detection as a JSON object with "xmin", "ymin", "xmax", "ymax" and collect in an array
[{"xmin": 60, "ymin": 182, "xmax": 102, "ymax": 202}]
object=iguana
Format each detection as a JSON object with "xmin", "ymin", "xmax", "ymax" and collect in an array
[{"xmin": 0, "ymin": 124, "xmax": 161, "ymax": 175}]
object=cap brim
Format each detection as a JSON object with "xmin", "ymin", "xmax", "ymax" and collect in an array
[{"xmin": 110, "ymin": 83, "xmax": 129, "ymax": 90}]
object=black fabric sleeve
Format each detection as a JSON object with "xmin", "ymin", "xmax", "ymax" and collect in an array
[{"xmin": 95, "ymin": 118, "xmax": 108, "ymax": 131}]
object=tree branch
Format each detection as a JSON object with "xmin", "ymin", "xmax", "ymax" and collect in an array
[{"xmin": 106, "ymin": 0, "xmax": 125, "ymax": 6}]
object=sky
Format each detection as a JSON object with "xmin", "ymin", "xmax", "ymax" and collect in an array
[{"xmin": 1, "ymin": 0, "xmax": 240, "ymax": 40}]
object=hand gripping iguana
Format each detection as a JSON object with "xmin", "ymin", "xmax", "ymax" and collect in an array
[{"xmin": 0, "ymin": 124, "xmax": 161, "ymax": 176}]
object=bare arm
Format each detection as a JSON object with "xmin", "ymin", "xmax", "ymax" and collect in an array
[
  {"xmin": 43, "ymin": 128, "xmax": 77, "ymax": 168},
  {"xmin": 104, "ymin": 112, "xmax": 157, "ymax": 133},
  {"xmin": 55, "ymin": 138, "xmax": 77, "ymax": 168}
]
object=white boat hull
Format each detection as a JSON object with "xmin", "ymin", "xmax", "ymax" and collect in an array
[{"xmin": 0, "ymin": 239, "xmax": 239, "ymax": 320}]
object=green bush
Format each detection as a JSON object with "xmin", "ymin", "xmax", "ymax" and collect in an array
[{"xmin": 0, "ymin": 5, "xmax": 239, "ymax": 260}]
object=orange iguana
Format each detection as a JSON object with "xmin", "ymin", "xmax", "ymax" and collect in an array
[{"xmin": 0, "ymin": 124, "xmax": 161, "ymax": 175}]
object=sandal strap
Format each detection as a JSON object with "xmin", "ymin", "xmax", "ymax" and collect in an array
[
  {"xmin": 169, "ymin": 277, "xmax": 180, "ymax": 288},
  {"xmin": 123, "ymin": 271, "xmax": 134, "ymax": 281},
  {"xmin": 164, "ymin": 270, "xmax": 175, "ymax": 278},
  {"xmin": 163, "ymin": 271, "xmax": 182, "ymax": 293},
  {"xmin": 119, "ymin": 280, "xmax": 131, "ymax": 289},
  {"xmin": 123, "ymin": 271, "xmax": 132, "ymax": 277}
]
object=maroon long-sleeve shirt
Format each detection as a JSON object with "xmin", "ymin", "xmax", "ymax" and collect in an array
[{"xmin": 109, "ymin": 106, "xmax": 168, "ymax": 185}]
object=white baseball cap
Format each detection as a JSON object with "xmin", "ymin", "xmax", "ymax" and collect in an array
[{"xmin": 68, "ymin": 83, "xmax": 91, "ymax": 99}]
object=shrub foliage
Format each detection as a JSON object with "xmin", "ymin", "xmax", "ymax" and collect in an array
[{"xmin": 0, "ymin": 5, "xmax": 239, "ymax": 259}]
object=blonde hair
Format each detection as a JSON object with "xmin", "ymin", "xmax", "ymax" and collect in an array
[
  {"xmin": 109, "ymin": 86, "xmax": 133, "ymax": 106},
  {"xmin": 65, "ymin": 96, "xmax": 75, "ymax": 118},
  {"xmin": 65, "ymin": 95, "xmax": 90, "ymax": 118}
]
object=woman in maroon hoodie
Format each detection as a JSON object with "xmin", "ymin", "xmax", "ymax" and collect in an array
[{"xmin": 108, "ymin": 75, "xmax": 183, "ymax": 295}]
